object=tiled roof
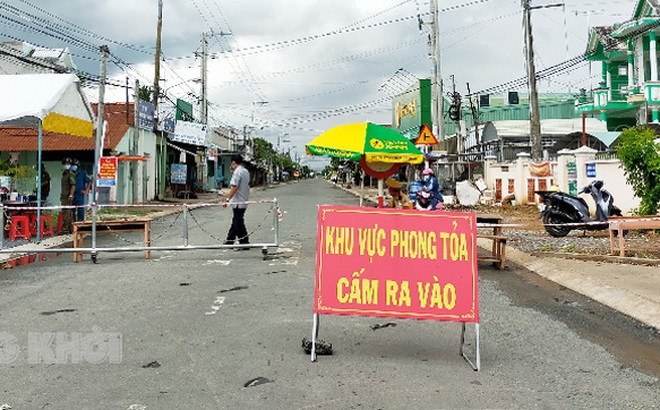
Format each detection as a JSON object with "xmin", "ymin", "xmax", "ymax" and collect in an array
[
  {"xmin": 0, "ymin": 102, "xmax": 133, "ymax": 151},
  {"xmin": 93, "ymin": 102, "xmax": 134, "ymax": 150}
]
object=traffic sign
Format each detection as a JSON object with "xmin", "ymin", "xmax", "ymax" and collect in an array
[{"xmin": 414, "ymin": 124, "xmax": 438, "ymax": 145}]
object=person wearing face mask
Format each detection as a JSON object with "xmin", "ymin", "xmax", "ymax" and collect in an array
[
  {"xmin": 421, "ymin": 167, "xmax": 443, "ymax": 210},
  {"xmin": 59, "ymin": 158, "xmax": 76, "ymax": 234},
  {"xmin": 72, "ymin": 159, "xmax": 91, "ymax": 222},
  {"xmin": 222, "ymin": 154, "xmax": 251, "ymax": 250}
]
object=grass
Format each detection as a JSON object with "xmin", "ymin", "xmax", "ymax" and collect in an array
[{"xmin": 97, "ymin": 208, "xmax": 152, "ymax": 217}]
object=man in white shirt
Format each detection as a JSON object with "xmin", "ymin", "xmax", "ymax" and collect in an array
[{"xmin": 223, "ymin": 154, "xmax": 250, "ymax": 248}]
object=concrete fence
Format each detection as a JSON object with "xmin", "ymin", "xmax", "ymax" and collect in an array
[{"xmin": 484, "ymin": 146, "xmax": 641, "ymax": 214}]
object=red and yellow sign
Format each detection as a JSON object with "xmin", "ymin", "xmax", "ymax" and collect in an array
[
  {"xmin": 98, "ymin": 156, "xmax": 118, "ymax": 187},
  {"xmin": 414, "ymin": 124, "xmax": 438, "ymax": 146},
  {"xmin": 315, "ymin": 206, "xmax": 478, "ymax": 322}
]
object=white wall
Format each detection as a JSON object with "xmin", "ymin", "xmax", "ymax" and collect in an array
[{"xmin": 485, "ymin": 151, "xmax": 642, "ymax": 214}]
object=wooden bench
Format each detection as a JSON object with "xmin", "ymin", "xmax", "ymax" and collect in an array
[
  {"xmin": 609, "ymin": 216, "xmax": 660, "ymax": 257},
  {"xmin": 477, "ymin": 234, "xmax": 507, "ymax": 270},
  {"xmin": 73, "ymin": 218, "xmax": 152, "ymax": 262}
]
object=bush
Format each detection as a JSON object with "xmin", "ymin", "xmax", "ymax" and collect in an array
[{"xmin": 615, "ymin": 126, "xmax": 660, "ymax": 215}]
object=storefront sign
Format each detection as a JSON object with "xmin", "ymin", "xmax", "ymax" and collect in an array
[
  {"xmin": 391, "ymin": 79, "xmax": 433, "ymax": 139},
  {"xmin": 97, "ymin": 157, "xmax": 118, "ymax": 187},
  {"xmin": 138, "ymin": 101, "xmax": 155, "ymax": 130},
  {"xmin": 170, "ymin": 121, "xmax": 208, "ymax": 146},
  {"xmin": 315, "ymin": 206, "xmax": 478, "ymax": 322},
  {"xmin": 171, "ymin": 163, "xmax": 187, "ymax": 185}
]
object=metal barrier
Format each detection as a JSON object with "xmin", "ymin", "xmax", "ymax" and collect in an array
[{"xmin": 0, "ymin": 199, "xmax": 280, "ymax": 263}]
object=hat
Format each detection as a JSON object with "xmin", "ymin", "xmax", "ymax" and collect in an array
[
  {"xmin": 422, "ymin": 168, "xmax": 434, "ymax": 175},
  {"xmin": 61, "ymin": 157, "xmax": 72, "ymax": 165},
  {"xmin": 385, "ymin": 178, "xmax": 403, "ymax": 189}
]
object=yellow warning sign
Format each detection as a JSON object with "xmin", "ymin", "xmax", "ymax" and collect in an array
[{"xmin": 414, "ymin": 124, "xmax": 438, "ymax": 145}]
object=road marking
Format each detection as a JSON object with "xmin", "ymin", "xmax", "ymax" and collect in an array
[
  {"xmin": 202, "ymin": 259, "xmax": 231, "ymax": 266},
  {"xmin": 269, "ymin": 256, "xmax": 298, "ymax": 266},
  {"xmin": 154, "ymin": 254, "xmax": 174, "ymax": 262},
  {"xmin": 127, "ymin": 405, "xmax": 147, "ymax": 410},
  {"xmin": 205, "ymin": 296, "xmax": 226, "ymax": 315}
]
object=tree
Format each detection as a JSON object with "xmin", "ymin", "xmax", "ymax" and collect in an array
[
  {"xmin": 138, "ymin": 85, "xmax": 153, "ymax": 102},
  {"xmin": 615, "ymin": 126, "xmax": 660, "ymax": 215}
]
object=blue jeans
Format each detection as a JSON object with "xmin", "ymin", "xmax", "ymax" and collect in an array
[{"xmin": 72, "ymin": 195, "xmax": 85, "ymax": 222}]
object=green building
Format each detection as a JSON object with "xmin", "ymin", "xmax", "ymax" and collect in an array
[{"xmin": 575, "ymin": 0, "xmax": 660, "ymax": 130}]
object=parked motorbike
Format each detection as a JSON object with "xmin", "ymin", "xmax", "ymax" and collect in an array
[{"xmin": 535, "ymin": 180, "xmax": 623, "ymax": 237}]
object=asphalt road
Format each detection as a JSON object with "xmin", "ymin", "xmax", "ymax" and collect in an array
[{"xmin": 0, "ymin": 179, "xmax": 658, "ymax": 409}]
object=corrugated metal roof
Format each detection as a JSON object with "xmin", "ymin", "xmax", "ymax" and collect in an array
[{"xmin": 444, "ymin": 99, "xmax": 578, "ymax": 136}]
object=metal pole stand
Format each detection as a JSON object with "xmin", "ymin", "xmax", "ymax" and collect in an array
[
  {"xmin": 460, "ymin": 323, "xmax": 480, "ymax": 371},
  {"xmin": 310, "ymin": 313, "xmax": 319, "ymax": 362},
  {"xmin": 91, "ymin": 202, "xmax": 98, "ymax": 264}
]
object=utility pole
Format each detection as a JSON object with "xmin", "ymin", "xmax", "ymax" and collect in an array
[
  {"xmin": 133, "ymin": 80, "xmax": 140, "ymax": 204},
  {"xmin": 153, "ymin": 0, "xmax": 164, "ymax": 201},
  {"xmin": 153, "ymin": 0, "xmax": 163, "ymax": 113},
  {"xmin": 200, "ymin": 32, "xmax": 208, "ymax": 124},
  {"xmin": 429, "ymin": 0, "xmax": 444, "ymax": 142},
  {"xmin": 91, "ymin": 44, "xmax": 109, "ymax": 255},
  {"xmin": 447, "ymin": 75, "xmax": 462, "ymax": 156},
  {"xmin": 467, "ymin": 82, "xmax": 480, "ymax": 153},
  {"xmin": 523, "ymin": 0, "xmax": 542, "ymax": 162}
]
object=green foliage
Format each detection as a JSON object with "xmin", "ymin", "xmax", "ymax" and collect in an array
[
  {"xmin": 253, "ymin": 137, "xmax": 305, "ymax": 179},
  {"xmin": 0, "ymin": 158, "xmax": 37, "ymax": 193},
  {"xmin": 615, "ymin": 126, "xmax": 660, "ymax": 215},
  {"xmin": 138, "ymin": 85, "xmax": 153, "ymax": 102}
]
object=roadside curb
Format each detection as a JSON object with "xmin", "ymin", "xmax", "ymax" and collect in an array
[
  {"xmin": 530, "ymin": 251, "xmax": 660, "ymax": 266},
  {"xmin": 503, "ymin": 245, "xmax": 660, "ymax": 332}
]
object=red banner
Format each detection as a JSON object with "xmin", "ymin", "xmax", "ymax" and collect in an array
[
  {"xmin": 529, "ymin": 161, "xmax": 551, "ymax": 177},
  {"xmin": 315, "ymin": 206, "xmax": 478, "ymax": 322}
]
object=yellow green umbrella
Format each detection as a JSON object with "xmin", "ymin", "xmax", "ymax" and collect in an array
[
  {"xmin": 306, "ymin": 122, "xmax": 424, "ymax": 207},
  {"xmin": 305, "ymin": 122, "xmax": 424, "ymax": 164}
]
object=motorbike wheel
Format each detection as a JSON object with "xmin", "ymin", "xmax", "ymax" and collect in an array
[{"xmin": 543, "ymin": 212, "xmax": 571, "ymax": 237}]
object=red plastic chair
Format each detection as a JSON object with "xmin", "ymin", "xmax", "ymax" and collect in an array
[
  {"xmin": 9, "ymin": 215, "xmax": 31, "ymax": 241},
  {"xmin": 39, "ymin": 215, "xmax": 55, "ymax": 237}
]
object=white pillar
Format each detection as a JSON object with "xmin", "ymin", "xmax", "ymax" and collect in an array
[
  {"xmin": 636, "ymin": 36, "xmax": 645, "ymax": 87},
  {"xmin": 516, "ymin": 152, "xmax": 530, "ymax": 204},
  {"xmin": 651, "ymin": 32, "xmax": 658, "ymax": 81},
  {"xmin": 484, "ymin": 155, "xmax": 497, "ymax": 190},
  {"xmin": 628, "ymin": 49, "xmax": 635, "ymax": 88},
  {"xmin": 556, "ymin": 149, "xmax": 572, "ymax": 193}
]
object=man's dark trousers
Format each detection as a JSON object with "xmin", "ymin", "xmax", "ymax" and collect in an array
[{"xmin": 226, "ymin": 207, "xmax": 249, "ymax": 244}]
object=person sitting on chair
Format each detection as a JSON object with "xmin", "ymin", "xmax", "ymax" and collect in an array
[{"xmin": 385, "ymin": 178, "xmax": 413, "ymax": 209}]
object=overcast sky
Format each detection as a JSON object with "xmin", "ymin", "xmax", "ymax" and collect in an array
[{"xmin": 1, "ymin": 0, "xmax": 635, "ymax": 165}]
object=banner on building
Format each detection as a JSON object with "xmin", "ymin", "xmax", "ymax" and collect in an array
[
  {"xmin": 97, "ymin": 157, "xmax": 118, "ymax": 187},
  {"xmin": 170, "ymin": 121, "xmax": 208, "ymax": 146},
  {"xmin": 171, "ymin": 163, "xmax": 187, "ymax": 185},
  {"xmin": 314, "ymin": 206, "xmax": 478, "ymax": 322}
]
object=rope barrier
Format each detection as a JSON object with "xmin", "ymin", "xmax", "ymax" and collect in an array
[{"xmin": 0, "ymin": 199, "xmax": 278, "ymax": 212}]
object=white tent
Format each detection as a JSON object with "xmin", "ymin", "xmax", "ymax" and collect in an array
[
  {"xmin": 0, "ymin": 73, "xmax": 94, "ymax": 132},
  {"xmin": 0, "ymin": 73, "xmax": 95, "ymax": 241}
]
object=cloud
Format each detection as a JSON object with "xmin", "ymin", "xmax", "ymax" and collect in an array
[{"xmin": 1, "ymin": 0, "xmax": 634, "ymax": 156}]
